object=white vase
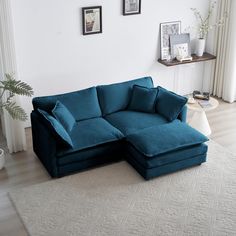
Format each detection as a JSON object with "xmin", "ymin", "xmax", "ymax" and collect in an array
[
  {"xmin": 196, "ymin": 38, "xmax": 206, "ymax": 57},
  {"xmin": 0, "ymin": 149, "xmax": 5, "ymax": 170}
]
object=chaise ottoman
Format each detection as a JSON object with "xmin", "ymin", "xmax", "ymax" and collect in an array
[{"xmin": 126, "ymin": 121, "xmax": 209, "ymax": 180}]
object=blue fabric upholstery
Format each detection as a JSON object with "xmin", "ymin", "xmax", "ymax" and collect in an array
[
  {"xmin": 52, "ymin": 101, "xmax": 76, "ymax": 132},
  {"xmin": 37, "ymin": 109, "xmax": 73, "ymax": 148},
  {"xmin": 33, "ymin": 87, "xmax": 102, "ymax": 121},
  {"xmin": 127, "ymin": 143, "xmax": 208, "ymax": 168},
  {"xmin": 127, "ymin": 153, "xmax": 207, "ymax": 180},
  {"xmin": 31, "ymin": 77, "xmax": 208, "ymax": 179},
  {"xmin": 97, "ymin": 77, "xmax": 153, "ymax": 115},
  {"xmin": 57, "ymin": 118, "xmax": 124, "ymax": 156},
  {"xmin": 105, "ymin": 110, "xmax": 168, "ymax": 136},
  {"xmin": 126, "ymin": 121, "xmax": 208, "ymax": 157},
  {"xmin": 178, "ymin": 105, "xmax": 187, "ymax": 123},
  {"xmin": 31, "ymin": 111, "xmax": 58, "ymax": 177},
  {"xmin": 57, "ymin": 141, "xmax": 124, "ymax": 166},
  {"xmin": 58, "ymin": 150, "xmax": 123, "ymax": 177},
  {"xmin": 156, "ymin": 86, "xmax": 188, "ymax": 121},
  {"xmin": 128, "ymin": 85, "xmax": 158, "ymax": 113}
]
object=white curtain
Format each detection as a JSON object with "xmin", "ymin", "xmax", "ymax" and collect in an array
[
  {"xmin": 211, "ymin": 0, "xmax": 236, "ymax": 103},
  {"xmin": 0, "ymin": 0, "xmax": 26, "ymax": 153}
]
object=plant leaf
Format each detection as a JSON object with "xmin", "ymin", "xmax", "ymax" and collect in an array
[
  {"xmin": 4, "ymin": 102, "xmax": 28, "ymax": 121},
  {"xmin": 2, "ymin": 78, "xmax": 34, "ymax": 97}
]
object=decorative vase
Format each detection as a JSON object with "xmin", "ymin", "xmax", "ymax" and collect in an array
[
  {"xmin": 196, "ymin": 38, "xmax": 206, "ymax": 57},
  {"xmin": 0, "ymin": 148, "xmax": 5, "ymax": 170}
]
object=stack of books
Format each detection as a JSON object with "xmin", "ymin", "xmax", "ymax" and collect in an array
[{"xmin": 198, "ymin": 100, "xmax": 212, "ymax": 108}]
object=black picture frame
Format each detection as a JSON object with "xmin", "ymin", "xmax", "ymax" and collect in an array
[
  {"xmin": 82, "ymin": 6, "xmax": 102, "ymax": 35},
  {"xmin": 123, "ymin": 0, "xmax": 141, "ymax": 16}
]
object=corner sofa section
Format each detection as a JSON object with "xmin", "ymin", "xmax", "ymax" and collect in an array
[{"xmin": 31, "ymin": 77, "xmax": 207, "ymax": 179}]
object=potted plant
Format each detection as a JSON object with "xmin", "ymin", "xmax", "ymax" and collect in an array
[
  {"xmin": 0, "ymin": 73, "xmax": 33, "ymax": 169},
  {"xmin": 191, "ymin": 1, "xmax": 225, "ymax": 56}
]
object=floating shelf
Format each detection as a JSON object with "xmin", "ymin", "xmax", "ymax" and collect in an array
[{"xmin": 158, "ymin": 53, "xmax": 216, "ymax": 67}]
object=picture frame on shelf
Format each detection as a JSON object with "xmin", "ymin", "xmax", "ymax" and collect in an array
[
  {"xmin": 160, "ymin": 21, "xmax": 181, "ymax": 60},
  {"xmin": 123, "ymin": 0, "xmax": 141, "ymax": 15},
  {"xmin": 82, "ymin": 6, "xmax": 102, "ymax": 35},
  {"xmin": 169, "ymin": 33, "xmax": 191, "ymax": 58},
  {"xmin": 173, "ymin": 43, "xmax": 189, "ymax": 59}
]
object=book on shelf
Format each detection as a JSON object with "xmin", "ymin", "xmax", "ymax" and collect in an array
[{"xmin": 198, "ymin": 100, "xmax": 212, "ymax": 108}]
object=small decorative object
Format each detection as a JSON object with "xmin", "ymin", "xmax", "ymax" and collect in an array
[
  {"xmin": 82, "ymin": 6, "xmax": 102, "ymax": 35},
  {"xmin": 170, "ymin": 33, "xmax": 191, "ymax": 58},
  {"xmin": 191, "ymin": 1, "xmax": 227, "ymax": 56},
  {"xmin": 188, "ymin": 97, "xmax": 196, "ymax": 104},
  {"xmin": 166, "ymin": 53, "xmax": 172, "ymax": 62},
  {"xmin": 193, "ymin": 90, "xmax": 210, "ymax": 100},
  {"xmin": 160, "ymin": 21, "xmax": 181, "ymax": 60},
  {"xmin": 195, "ymin": 38, "xmax": 206, "ymax": 57},
  {"xmin": 123, "ymin": 0, "xmax": 141, "ymax": 15},
  {"xmin": 0, "ymin": 149, "xmax": 5, "ymax": 170}
]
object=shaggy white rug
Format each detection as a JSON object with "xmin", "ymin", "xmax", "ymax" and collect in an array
[{"xmin": 9, "ymin": 141, "xmax": 236, "ymax": 236}]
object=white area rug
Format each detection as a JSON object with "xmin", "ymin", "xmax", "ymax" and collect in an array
[{"xmin": 9, "ymin": 141, "xmax": 236, "ymax": 236}]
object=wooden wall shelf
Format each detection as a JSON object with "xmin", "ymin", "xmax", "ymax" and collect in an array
[{"xmin": 158, "ymin": 53, "xmax": 216, "ymax": 67}]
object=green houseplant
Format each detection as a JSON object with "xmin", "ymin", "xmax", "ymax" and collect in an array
[{"xmin": 0, "ymin": 73, "xmax": 33, "ymax": 169}]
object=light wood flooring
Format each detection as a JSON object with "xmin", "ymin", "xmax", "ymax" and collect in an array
[{"xmin": 0, "ymin": 99, "xmax": 235, "ymax": 236}]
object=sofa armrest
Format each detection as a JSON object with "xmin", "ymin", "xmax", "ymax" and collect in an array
[
  {"xmin": 31, "ymin": 111, "xmax": 58, "ymax": 177},
  {"xmin": 178, "ymin": 105, "xmax": 187, "ymax": 123}
]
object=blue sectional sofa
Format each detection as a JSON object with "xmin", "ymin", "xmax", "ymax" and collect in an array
[{"xmin": 31, "ymin": 77, "xmax": 208, "ymax": 179}]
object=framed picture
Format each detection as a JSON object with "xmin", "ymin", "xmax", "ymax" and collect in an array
[
  {"xmin": 170, "ymin": 33, "xmax": 191, "ymax": 58},
  {"xmin": 123, "ymin": 0, "xmax": 141, "ymax": 15},
  {"xmin": 82, "ymin": 6, "xmax": 102, "ymax": 35},
  {"xmin": 173, "ymin": 43, "xmax": 189, "ymax": 58},
  {"xmin": 160, "ymin": 21, "xmax": 181, "ymax": 60}
]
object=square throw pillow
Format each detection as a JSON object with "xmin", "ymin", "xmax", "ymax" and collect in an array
[
  {"xmin": 52, "ymin": 101, "xmax": 76, "ymax": 132},
  {"xmin": 37, "ymin": 108, "xmax": 73, "ymax": 148},
  {"xmin": 128, "ymin": 85, "xmax": 158, "ymax": 113},
  {"xmin": 155, "ymin": 86, "xmax": 188, "ymax": 121}
]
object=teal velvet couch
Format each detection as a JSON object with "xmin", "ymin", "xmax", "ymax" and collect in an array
[{"xmin": 31, "ymin": 77, "xmax": 208, "ymax": 179}]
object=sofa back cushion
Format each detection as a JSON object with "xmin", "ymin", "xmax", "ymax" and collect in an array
[
  {"xmin": 128, "ymin": 85, "xmax": 158, "ymax": 113},
  {"xmin": 37, "ymin": 109, "xmax": 73, "ymax": 148},
  {"xmin": 52, "ymin": 101, "xmax": 76, "ymax": 132},
  {"xmin": 155, "ymin": 86, "xmax": 188, "ymax": 122},
  {"xmin": 33, "ymin": 87, "xmax": 102, "ymax": 121},
  {"xmin": 97, "ymin": 77, "xmax": 154, "ymax": 116}
]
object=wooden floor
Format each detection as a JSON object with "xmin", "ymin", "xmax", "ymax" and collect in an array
[{"xmin": 0, "ymin": 99, "xmax": 236, "ymax": 236}]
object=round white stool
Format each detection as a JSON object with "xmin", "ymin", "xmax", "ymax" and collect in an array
[{"xmin": 187, "ymin": 97, "xmax": 219, "ymax": 136}]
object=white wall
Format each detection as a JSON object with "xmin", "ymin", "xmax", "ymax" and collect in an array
[{"xmin": 10, "ymin": 0, "xmax": 210, "ymax": 127}]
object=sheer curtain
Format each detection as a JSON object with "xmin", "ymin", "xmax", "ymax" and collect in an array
[
  {"xmin": 210, "ymin": 0, "xmax": 236, "ymax": 103},
  {"xmin": 0, "ymin": 0, "xmax": 26, "ymax": 153}
]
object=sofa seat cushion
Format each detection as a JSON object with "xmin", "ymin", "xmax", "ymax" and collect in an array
[
  {"xmin": 97, "ymin": 77, "xmax": 153, "ymax": 116},
  {"xmin": 57, "ymin": 141, "xmax": 124, "ymax": 166},
  {"xmin": 33, "ymin": 87, "xmax": 102, "ymax": 121},
  {"xmin": 126, "ymin": 121, "xmax": 208, "ymax": 157},
  {"xmin": 127, "ymin": 143, "xmax": 208, "ymax": 169},
  {"xmin": 105, "ymin": 111, "xmax": 168, "ymax": 136},
  {"xmin": 57, "ymin": 118, "xmax": 124, "ymax": 156}
]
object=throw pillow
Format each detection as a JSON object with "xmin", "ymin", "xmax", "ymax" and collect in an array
[
  {"xmin": 37, "ymin": 108, "xmax": 73, "ymax": 148},
  {"xmin": 155, "ymin": 86, "xmax": 188, "ymax": 121},
  {"xmin": 52, "ymin": 101, "xmax": 76, "ymax": 132},
  {"xmin": 128, "ymin": 85, "xmax": 158, "ymax": 113}
]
